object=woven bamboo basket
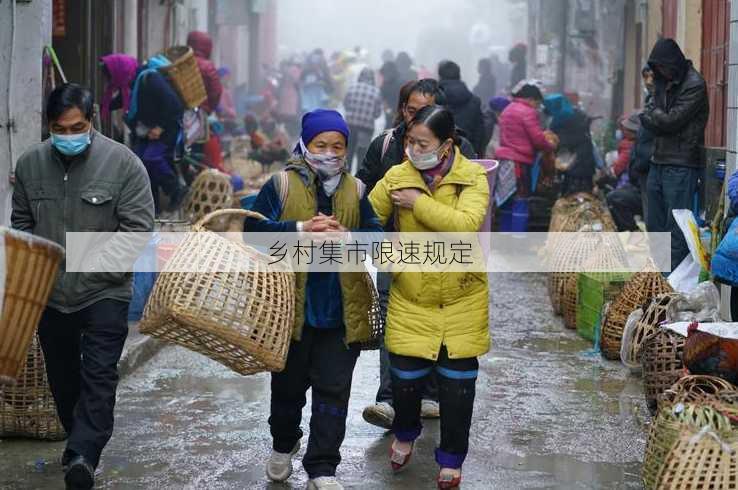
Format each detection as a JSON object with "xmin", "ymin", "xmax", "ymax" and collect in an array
[
  {"xmin": 160, "ymin": 46, "xmax": 207, "ymax": 109},
  {"xmin": 0, "ymin": 229, "xmax": 64, "ymax": 385},
  {"xmin": 548, "ymin": 193, "xmax": 600, "ymax": 232},
  {"xmin": 546, "ymin": 194, "xmax": 617, "ymax": 254},
  {"xmin": 654, "ymin": 420, "xmax": 738, "ymax": 489},
  {"xmin": 643, "ymin": 328, "xmax": 687, "ymax": 414},
  {"xmin": 140, "ymin": 209, "xmax": 296, "ymax": 375},
  {"xmin": 547, "ymin": 232, "xmax": 626, "ymax": 316},
  {"xmin": 561, "ymin": 245, "xmax": 629, "ymax": 330},
  {"xmin": 600, "ymin": 264, "xmax": 673, "ymax": 360},
  {"xmin": 643, "ymin": 403, "xmax": 735, "ymax": 489},
  {"xmin": 661, "ymin": 375, "xmax": 738, "ymax": 406},
  {"xmin": 622, "ymin": 293, "xmax": 683, "ymax": 372},
  {"xmin": 182, "ymin": 169, "xmax": 234, "ymax": 227},
  {"xmin": 0, "ymin": 335, "xmax": 66, "ymax": 440}
]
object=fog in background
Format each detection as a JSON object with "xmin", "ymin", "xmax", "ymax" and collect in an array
[{"xmin": 277, "ymin": 0, "xmax": 527, "ymax": 84}]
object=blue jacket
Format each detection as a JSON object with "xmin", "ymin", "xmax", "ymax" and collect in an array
[{"xmin": 245, "ymin": 175, "xmax": 382, "ymax": 328}]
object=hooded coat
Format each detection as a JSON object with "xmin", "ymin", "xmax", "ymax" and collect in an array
[
  {"xmin": 187, "ymin": 31, "xmax": 223, "ymax": 113},
  {"xmin": 439, "ymin": 79, "xmax": 485, "ymax": 156},
  {"xmin": 640, "ymin": 39, "xmax": 709, "ymax": 168}
]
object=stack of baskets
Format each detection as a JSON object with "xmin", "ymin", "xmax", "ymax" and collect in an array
[
  {"xmin": 182, "ymin": 169, "xmax": 235, "ymax": 228},
  {"xmin": 140, "ymin": 209, "xmax": 296, "ymax": 376},
  {"xmin": 0, "ymin": 335, "xmax": 65, "ymax": 440},
  {"xmin": 642, "ymin": 375, "xmax": 738, "ymax": 489},
  {"xmin": 547, "ymin": 232, "xmax": 625, "ymax": 317},
  {"xmin": 560, "ymin": 242, "xmax": 629, "ymax": 331},
  {"xmin": 0, "ymin": 228, "xmax": 65, "ymax": 440},
  {"xmin": 160, "ymin": 46, "xmax": 207, "ymax": 109},
  {"xmin": 600, "ymin": 263, "xmax": 673, "ymax": 360}
]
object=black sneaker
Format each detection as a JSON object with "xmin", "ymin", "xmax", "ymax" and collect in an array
[{"xmin": 64, "ymin": 455, "xmax": 94, "ymax": 490}]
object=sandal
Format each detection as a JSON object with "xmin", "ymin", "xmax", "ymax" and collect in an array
[
  {"xmin": 437, "ymin": 468, "xmax": 462, "ymax": 489},
  {"xmin": 389, "ymin": 439, "xmax": 414, "ymax": 473}
]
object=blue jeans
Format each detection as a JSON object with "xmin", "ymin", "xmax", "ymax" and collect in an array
[{"xmin": 646, "ymin": 165, "xmax": 701, "ymax": 271}]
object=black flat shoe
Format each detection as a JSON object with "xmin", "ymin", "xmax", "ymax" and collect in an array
[{"xmin": 64, "ymin": 456, "xmax": 94, "ymax": 490}]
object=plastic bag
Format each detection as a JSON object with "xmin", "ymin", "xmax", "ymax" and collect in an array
[
  {"xmin": 666, "ymin": 281, "xmax": 721, "ymax": 323},
  {"xmin": 668, "ymin": 256, "xmax": 702, "ymax": 293},
  {"xmin": 620, "ymin": 308, "xmax": 644, "ymax": 371},
  {"xmin": 672, "ymin": 209, "xmax": 710, "ymax": 270}
]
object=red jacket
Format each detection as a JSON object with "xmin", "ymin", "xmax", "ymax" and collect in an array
[
  {"xmin": 495, "ymin": 98, "xmax": 555, "ymax": 165},
  {"xmin": 187, "ymin": 31, "xmax": 223, "ymax": 114},
  {"xmin": 613, "ymin": 137, "xmax": 635, "ymax": 177}
]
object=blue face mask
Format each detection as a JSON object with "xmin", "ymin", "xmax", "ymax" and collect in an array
[{"xmin": 51, "ymin": 130, "xmax": 91, "ymax": 156}]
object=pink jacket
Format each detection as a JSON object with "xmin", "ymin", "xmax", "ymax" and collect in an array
[{"xmin": 495, "ymin": 98, "xmax": 555, "ymax": 165}]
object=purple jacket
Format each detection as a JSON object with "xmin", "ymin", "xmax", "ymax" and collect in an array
[{"xmin": 495, "ymin": 98, "xmax": 555, "ymax": 165}]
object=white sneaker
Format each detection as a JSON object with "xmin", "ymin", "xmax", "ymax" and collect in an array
[
  {"xmin": 307, "ymin": 476, "xmax": 344, "ymax": 489},
  {"xmin": 266, "ymin": 442, "xmax": 300, "ymax": 482},
  {"xmin": 421, "ymin": 399, "xmax": 440, "ymax": 419},
  {"xmin": 362, "ymin": 402, "xmax": 395, "ymax": 430}
]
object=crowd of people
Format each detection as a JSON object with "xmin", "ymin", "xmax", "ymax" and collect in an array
[{"xmin": 8, "ymin": 33, "xmax": 714, "ymax": 490}]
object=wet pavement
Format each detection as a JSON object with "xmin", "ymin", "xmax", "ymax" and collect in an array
[{"xmin": 2, "ymin": 273, "xmax": 647, "ymax": 489}]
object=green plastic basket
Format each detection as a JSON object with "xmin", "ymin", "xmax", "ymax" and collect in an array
[{"xmin": 576, "ymin": 271, "xmax": 632, "ymax": 341}]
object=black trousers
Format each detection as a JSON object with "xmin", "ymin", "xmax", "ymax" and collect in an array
[
  {"xmin": 606, "ymin": 183, "xmax": 643, "ymax": 232},
  {"xmin": 390, "ymin": 346, "xmax": 478, "ymax": 469},
  {"xmin": 37, "ymin": 299, "xmax": 129, "ymax": 469},
  {"xmin": 269, "ymin": 326, "xmax": 359, "ymax": 478}
]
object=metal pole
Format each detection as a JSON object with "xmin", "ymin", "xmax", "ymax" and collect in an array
[{"xmin": 558, "ymin": 0, "xmax": 569, "ymax": 92}]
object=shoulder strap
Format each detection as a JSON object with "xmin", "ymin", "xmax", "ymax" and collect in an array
[
  {"xmin": 273, "ymin": 171, "xmax": 290, "ymax": 208},
  {"xmin": 380, "ymin": 129, "xmax": 394, "ymax": 161},
  {"xmin": 354, "ymin": 177, "xmax": 366, "ymax": 199}
]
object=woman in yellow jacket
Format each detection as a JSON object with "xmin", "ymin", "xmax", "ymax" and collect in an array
[{"xmin": 368, "ymin": 105, "xmax": 490, "ymax": 489}]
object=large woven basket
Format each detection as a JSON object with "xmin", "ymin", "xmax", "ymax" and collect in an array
[
  {"xmin": 0, "ymin": 335, "xmax": 66, "ymax": 440},
  {"xmin": 643, "ymin": 328, "xmax": 687, "ymax": 414},
  {"xmin": 139, "ymin": 209, "xmax": 295, "ymax": 376},
  {"xmin": 160, "ymin": 46, "xmax": 207, "ymax": 109},
  {"xmin": 0, "ymin": 228, "xmax": 64, "ymax": 385},
  {"xmin": 622, "ymin": 293, "xmax": 683, "ymax": 372},
  {"xmin": 655, "ymin": 424, "xmax": 738, "ymax": 489},
  {"xmin": 546, "ymin": 193, "xmax": 617, "ymax": 253},
  {"xmin": 548, "ymin": 193, "xmax": 610, "ymax": 232},
  {"xmin": 661, "ymin": 375, "xmax": 738, "ymax": 407},
  {"xmin": 643, "ymin": 403, "xmax": 735, "ymax": 489},
  {"xmin": 600, "ymin": 264, "xmax": 673, "ymax": 360},
  {"xmin": 561, "ymin": 245, "xmax": 628, "ymax": 330},
  {"xmin": 182, "ymin": 169, "xmax": 234, "ymax": 227},
  {"xmin": 547, "ymin": 232, "xmax": 626, "ymax": 316}
]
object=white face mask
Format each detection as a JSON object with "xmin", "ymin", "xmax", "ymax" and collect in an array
[
  {"xmin": 299, "ymin": 138, "xmax": 345, "ymax": 179},
  {"xmin": 406, "ymin": 142, "xmax": 448, "ymax": 171}
]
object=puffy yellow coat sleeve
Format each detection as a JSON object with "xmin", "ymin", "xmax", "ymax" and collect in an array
[
  {"xmin": 368, "ymin": 176, "xmax": 393, "ymax": 228},
  {"xmin": 412, "ymin": 168, "xmax": 490, "ymax": 232}
]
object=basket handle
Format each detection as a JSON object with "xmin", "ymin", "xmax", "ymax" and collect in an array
[{"xmin": 194, "ymin": 208, "xmax": 267, "ymax": 231}]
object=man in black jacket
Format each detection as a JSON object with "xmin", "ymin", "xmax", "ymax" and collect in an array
[
  {"xmin": 356, "ymin": 79, "xmax": 477, "ymax": 430},
  {"xmin": 356, "ymin": 79, "xmax": 477, "ymax": 193},
  {"xmin": 438, "ymin": 60, "xmax": 486, "ymax": 156},
  {"xmin": 639, "ymin": 38, "xmax": 709, "ymax": 271}
]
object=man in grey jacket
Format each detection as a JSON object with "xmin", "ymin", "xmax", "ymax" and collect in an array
[{"xmin": 12, "ymin": 83, "xmax": 154, "ymax": 490}]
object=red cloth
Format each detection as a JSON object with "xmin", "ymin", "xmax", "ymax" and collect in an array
[
  {"xmin": 187, "ymin": 31, "xmax": 223, "ymax": 114},
  {"xmin": 613, "ymin": 138, "xmax": 635, "ymax": 177},
  {"xmin": 202, "ymin": 135, "xmax": 225, "ymax": 172},
  {"xmin": 495, "ymin": 98, "xmax": 555, "ymax": 165}
]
